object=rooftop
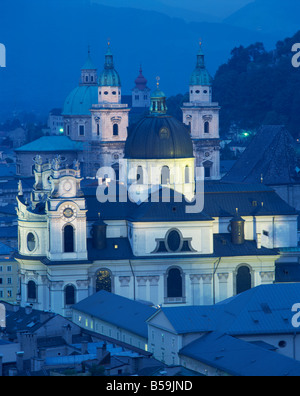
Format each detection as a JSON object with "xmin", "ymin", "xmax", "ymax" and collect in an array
[
  {"xmin": 179, "ymin": 331, "xmax": 300, "ymax": 376},
  {"xmin": 72, "ymin": 290, "xmax": 157, "ymax": 339}
]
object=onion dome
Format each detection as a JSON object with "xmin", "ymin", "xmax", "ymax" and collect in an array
[
  {"xmin": 98, "ymin": 44, "xmax": 121, "ymax": 87},
  {"xmin": 190, "ymin": 44, "xmax": 213, "ymax": 86},
  {"xmin": 134, "ymin": 66, "xmax": 148, "ymax": 90}
]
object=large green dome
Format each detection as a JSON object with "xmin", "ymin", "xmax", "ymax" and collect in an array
[
  {"xmin": 62, "ymin": 85, "xmax": 98, "ymax": 116},
  {"xmin": 98, "ymin": 46, "xmax": 121, "ymax": 87},
  {"xmin": 190, "ymin": 47, "xmax": 212, "ymax": 86}
]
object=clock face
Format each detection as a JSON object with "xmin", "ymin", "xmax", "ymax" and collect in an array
[{"xmin": 63, "ymin": 208, "xmax": 74, "ymax": 219}]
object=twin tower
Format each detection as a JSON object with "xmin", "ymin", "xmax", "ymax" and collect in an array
[{"xmin": 62, "ymin": 44, "xmax": 220, "ymax": 181}]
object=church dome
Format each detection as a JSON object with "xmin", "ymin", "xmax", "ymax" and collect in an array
[
  {"xmin": 125, "ymin": 81, "xmax": 193, "ymax": 159},
  {"xmin": 125, "ymin": 115, "xmax": 194, "ymax": 160},
  {"xmin": 98, "ymin": 46, "xmax": 121, "ymax": 87},
  {"xmin": 62, "ymin": 85, "xmax": 98, "ymax": 116},
  {"xmin": 190, "ymin": 46, "xmax": 212, "ymax": 86}
]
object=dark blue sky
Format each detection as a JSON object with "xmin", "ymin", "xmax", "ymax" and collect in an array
[{"xmin": 0, "ymin": 0, "xmax": 297, "ymax": 120}]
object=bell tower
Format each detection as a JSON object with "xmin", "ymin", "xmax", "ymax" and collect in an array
[
  {"xmin": 182, "ymin": 43, "xmax": 221, "ymax": 180},
  {"xmin": 90, "ymin": 43, "xmax": 130, "ymax": 173}
]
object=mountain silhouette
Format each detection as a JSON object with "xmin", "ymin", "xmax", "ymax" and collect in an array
[{"xmin": 0, "ymin": 0, "xmax": 279, "ymax": 118}]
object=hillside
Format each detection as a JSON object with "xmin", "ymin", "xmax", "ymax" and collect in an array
[
  {"xmin": 213, "ymin": 30, "xmax": 300, "ymax": 138},
  {"xmin": 0, "ymin": 0, "xmax": 276, "ymax": 118},
  {"xmin": 224, "ymin": 0, "xmax": 300, "ymax": 36}
]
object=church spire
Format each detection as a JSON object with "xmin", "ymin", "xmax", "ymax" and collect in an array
[{"xmin": 80, "ymin": 46, "xmax": 97, "ymax": 85}]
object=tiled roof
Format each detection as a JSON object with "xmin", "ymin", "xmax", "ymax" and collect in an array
[
  {"xmin": 83, "ymin": 181, "xmax": 298, "ymax": 222},
  {"xmin": 153, "ymin": 283, "xmax": 300, "ymax": 336},
  {"xmin": 72, "ymin": 290, "xmax": 156, "ymax": 339},
  {"xmin": 179, "ymin": 332, "xmax": 300, "ymax": 376}
]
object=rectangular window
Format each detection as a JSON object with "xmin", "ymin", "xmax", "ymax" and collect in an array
[
  {"xmin": 0, "ymin": 290, "xmax": 3, "ymax": 298},
  {"xmin": 7, "ymin": 266, "xmax": 11, "ymax": 272},
  {"xmin": 79, "ymin": 125, "xmax": 85, "ymax": 136},
  {"xmin": 7, "ymin": 289, "xmax": 12, "ymax": 298},
  {"xmin": 7, "ymin": 278, "xmax": 12, "ymax": 285},
  {"xmin": 0, "ymin": 278, "xmax": 2, "ymax": 285},
  {"xmin": 205, "ymin": 167, "xmax": 211, "ymax": 178},
  {"xmin": 0, "ymin": 266, "xmax": 2, "ymax": 272}
]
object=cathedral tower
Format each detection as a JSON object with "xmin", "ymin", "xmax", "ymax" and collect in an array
[
  {"xmin": 182, "ymin": 44, "xmax": 221, "ymax": 180},
  {"xmin": 90, "ymin": 44, "xmax": 130, "ymax": 176}
]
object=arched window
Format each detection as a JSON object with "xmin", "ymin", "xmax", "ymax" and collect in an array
[
  {"xmin": 185, "ymin": 165, "xmax": 190, "ymax": 183},
  {"xmin": 236, "ymin": 266, "xmax": 252, "ymax": 294},
  {"xmin": 27, "ymin": 233, "xmax": 36, "ymax": 252},
  {"xmin": 28, "ymin": 280, "xmax": 37, "ymax": 300},
  {"xmin": 161, "ymin": 166, "xmax": 170, "ymax": 185},
  {"xmin": 96, "ymin": 270, "xmax": 112, "ymax": 293},
  {"xmin": 137, "ymin": 166, "xmax": 144, "ymax": 185},
  {"xmin": 64, "ymin": 225, "xmax": 74, "ymax": 253},
  {"xmin": 204, "ymin": 121, "xmax": 210, "ymax": 134},
  {"xmin": 167, "ymin": 268, "xmax": 183, "ymax": 298},
  {"xmin": 113, "ymin": 124, "xmax": 119, "ymax": 136},
  {"xmin": 65, "ymin": 284, "xmax": 76, "ymax": 306}
]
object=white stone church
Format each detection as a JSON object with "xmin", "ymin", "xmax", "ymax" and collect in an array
[{"xmin": 14, "ymin": 44, "xmax": 299, "ymax": 317}]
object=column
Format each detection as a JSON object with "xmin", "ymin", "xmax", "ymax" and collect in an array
[
  {"xmin": 189, "ymin": 275, "xmax": 201, "ymax": 305},
  {"xmin": 217, "ymin": 273, "xmax": 229, "ymax": 303},
  {"xmin": 119, "ymin": 276, "xmax": 131, "ymax": 299},
  {"xmin": 148, "ymin": 276, "xmax": 160, "ymax": 306},
  {"xmin": 201, "ymin": 274, "xmax": 213, "ymax": 305},
  {"xmin": 136, "ymin": 276, "xmax": 148, "ymax": 301}
]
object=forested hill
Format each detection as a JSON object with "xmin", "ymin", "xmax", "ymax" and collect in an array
[{"xmin": 212, "ymin": 30, "xmax": 300, "ymax": 138}]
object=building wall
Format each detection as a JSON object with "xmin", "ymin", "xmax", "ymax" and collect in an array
[
  {"xmin": 72, "ymin": 309, "xmax": 147, "ymax": 351},
  {"xmin": 0, "ymin": 259, "xmax": 18, "ymax": 303}
]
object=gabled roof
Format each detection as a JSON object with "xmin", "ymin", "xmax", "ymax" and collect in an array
[
  {"xmin": 72, "ymin": 290, "xmax": 156, "ymax": 339},
  {"xmin": 223, "ymin": 126, "xmax": 298, "ymax": 185},
  {"xmin": 179, "ymin": 332, "xmax": 300, "ymax": 376}
]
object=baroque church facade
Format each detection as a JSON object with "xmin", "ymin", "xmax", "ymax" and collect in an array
[{"xmin": 14, "ymin": 44, "xmax": 299, "ymax": 317}]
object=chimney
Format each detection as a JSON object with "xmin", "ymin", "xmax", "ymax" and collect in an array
[
  {"xmin": 62, "ymin": 324, "xmax": 72, "ymax": 345},
  {"xmin": 0, "ymin": 354, "xmax": 3, "ymax": 377},
  {"xmin": 25, "ymin": 305, "xmax": 33, "ymax": 315},
  {"xmin": 81, "ymin": 341, "xmax": 89, "ymax": 355},
  {"xmin": 16, "ymin": 351, "xmax": 24, "ymax": 373},
  {"xmin": 96, "ymin": 343, "xmax": 107, "ymax": 361},
  {"xmin": 39, "ymin": 348, "xmax": 46, "ymax": 360},
  {"xmin": 19, "ymin": 332, "xmax": 38, "ymax": 359},
  {"xmin": 31, "ymin": 358, "xmax": 44, "ymax": 373}
]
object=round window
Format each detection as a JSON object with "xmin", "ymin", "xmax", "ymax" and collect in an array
[
  {"xmin": 167, "ymin": 230, "xmax": 181, "ymax": 252},
  {"xmin": 278, "ymin": 341, "xmax": 287, "ymax": 348},
  {"xmin": 104, "ymin": 91, "xmax": 109, "ymax": 95},
  {"xmin": 196, "ymin": 90, "xmax": 200, "ymax": 94},
  {"xmin": 27, "ymin": 233, "xmax": 36, "ymax": 252},
  {"xmin": 203, "ymin": 90, "xmax": 208, "ymax": 94},
  {"xmin": 112, "ymin": 91, "xmax": 117, "ymax": 95}
]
